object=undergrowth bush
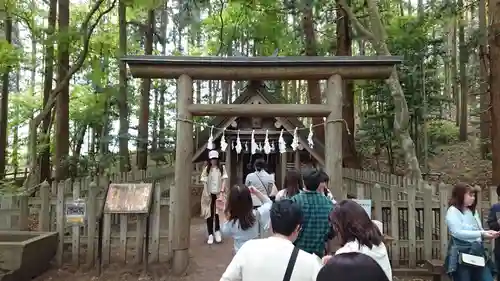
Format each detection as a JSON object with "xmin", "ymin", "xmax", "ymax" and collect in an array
[{"xmin": 428, "ymin": 119, "xmax": 459, "ymax": 145}]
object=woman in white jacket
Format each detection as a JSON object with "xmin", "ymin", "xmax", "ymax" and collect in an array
[
  {"xmin": 323, "ymin": 200, "xmax": 392, "ymax": 281},
  {"xmin": 200, "ymin": 150, "xmax": 228, "ymax": 245}
]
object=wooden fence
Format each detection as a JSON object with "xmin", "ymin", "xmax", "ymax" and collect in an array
[
  {"xmin": 1, "ymin": 167, "xmax": 499, "ymax": 269},
  {"xmin": 0, "ymin": 167, "xmax": 204, "ymax": 267},
  {"xmin": 343, "ymin": 168, "xmax": 498, "ymax": 267}
]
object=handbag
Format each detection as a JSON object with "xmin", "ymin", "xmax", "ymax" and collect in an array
[
  {"xmin": 282, "ymin": 247, "xmax": 300, "ymax": 281},
  {"xmin": 459, "ymin": 253, "xmax": 485, "ymax": 267}
]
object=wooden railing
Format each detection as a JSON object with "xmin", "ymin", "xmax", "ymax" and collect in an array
[
  {"xmin": 343, "ymin": 168, "xmax": 498, "ymax": 267},
  {"xmin": 2, "ymin": 166, "xmax": 498, "ymax": 269},
  {"xmin": 0, "ymin": 166, "xmax": 203, "ymax": 267}
]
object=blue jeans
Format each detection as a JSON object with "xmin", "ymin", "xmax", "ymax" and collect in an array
[{"xmin": 451, "ymin": 263, "xmax": 494, "ymax": 281}]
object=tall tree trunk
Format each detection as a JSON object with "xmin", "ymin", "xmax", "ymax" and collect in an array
[
  {"xmin": 54, "ymin": 0, "xmax": 70, "ymax": 180},
  {"xmin": 30, "ymin": 0, "xmax": 36, "ymax": 122},
  {"xmin": 0, "ymin": 13, "xmax": 12, "ymax": 179},
  {"xmin": 12, "ymin": 63, "xmax": 20, "ymax": 172},
  {"xmin": 458, "ymin": 0, "xmax": 468, "ymax": 141},
  {"xmin": 158, "ymin": 4, "xmax": 167, "ymax": 150},
  {"xmin": 137, "ymin": 9, "xmax": 154, "ymax": 170},
  {"xmin": 301, "ymin": 0, "xmax": 324, "ymax": 142},
  {"xmin": 118, "ymin": 0, "xmax": 130, "ymax": 172},
  {"xmin": 336, "ymin": 0, "xmax": 359, "ymax": 168},
  {"xmin": 152, "ymin": 84, "xmax": 158, "ymax": 152},
  {"xmin": 40, "ymin": 0, "xmax": 57, "ymax": 182},
  {"xmin": 489, "ymin": 0, "xmax": 500, "ymax": 184},
  {"xmin": 478, "ymin": 0, "xmax": 490, "ymax": 158},
  {"xmin": 99, "ymin": 45, "xmax": 110, "ymax": 155},
  {"xmin": 452, "ymin": 16, "xmax": 459, "ymax": 126},
  {"xmin": 340, "ymin": 0, "xmax": 423, "ymax": 180}
]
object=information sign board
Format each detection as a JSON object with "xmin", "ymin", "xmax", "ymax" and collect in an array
[
  {"xmin": 103, "ymin": 183, "xmax": 153, "ymax": 214},
  {"xmin": 66, "ymin": 198, "xmax": 86, "ymax": 225}
]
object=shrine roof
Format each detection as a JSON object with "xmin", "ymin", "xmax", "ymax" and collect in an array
[{"xmin": 193, "ymin": 81, "xmax": 325, "ymax": 164}]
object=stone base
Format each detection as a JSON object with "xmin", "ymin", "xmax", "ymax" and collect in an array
[{"xmin": 0, "ymin": 231, "xmax": 58, "ymax": 281}]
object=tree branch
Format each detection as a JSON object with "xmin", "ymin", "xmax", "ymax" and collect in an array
[
  {"xmin": 337, "ymin": 0, "xmax": 375, "ymax": 41},
  {"xmin": 32, "ymin": 0, "xmax": 118, "ymax": 128},
  {"xmin": 126, "ymin": 20, "xmax": 165, "ymax": 45}
]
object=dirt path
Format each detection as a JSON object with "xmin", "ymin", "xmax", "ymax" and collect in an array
[
  {"xmin": 34, "ymin": 218, "xmax": 233, "ymax": 281},
  {"xmin": 32, "ymin": 219, "xmax": 432, "ymax": 281}
]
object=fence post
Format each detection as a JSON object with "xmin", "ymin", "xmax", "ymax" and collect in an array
[
  {"xmin": 372, "ymin": 184, "xmax": 382, "ymax": 221},
  {"xmin": 39, "ymin": 181, "xmax": 51, "ymax": 231},
  {"xmin": 407, "ymin": 178, "xmax": 417, "ymax": 268},
  {"xmin": 439, "ymin": 182, "xmax": 449, "ymax": 260},
  {"xmin": 56, "ymin": 181, "xmax": 65, "ymax": 266},
  {"xmin": 150, "ymin": 180, "xmax": 161, "ymax": 262},
  {"xmin": 86, "ymin": 181, "xmax": 98, "ymax": 267},
  {"xmin": 389, "ymin": 177, "xmax": 400, "ymax": 267},
  {"xmin": 423, "ymin": 183, "xmax": 433, "ymax": 261},
  {"xmin": 18, "ymin": 193, "xmax": 29, "ymax": 231},
  {"xmin": 72, "ymin": 180, "xmax": 81, "ymax": 266},
  {"xmin": 0, "ymin": 196, "xmax": 13, "ymax": 229}
]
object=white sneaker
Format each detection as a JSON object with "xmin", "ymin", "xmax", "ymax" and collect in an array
[
  {"xmin": 214, "ymin": 231, "xmax": 222, "ymax": 243},
  {"xmin": 207, "ymin": 234, "xmax": 214, "ymax": 245}
]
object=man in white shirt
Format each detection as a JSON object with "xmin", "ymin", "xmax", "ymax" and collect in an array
[
  {"xmin": 220, "ymin": 200, "xmax": 322, "ymax": 281},
  {"xmin": 245, "ymin": 159, "xmax": 276, "ymax": 207}
]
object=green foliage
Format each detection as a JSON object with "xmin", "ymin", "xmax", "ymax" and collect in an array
[
  {"xmin": 428, "ymin": 119, "xmax": 459, "ymax": 145},
  {"xmin": 200, "ymin": 1, "xmax": 299, "ymax": 56},
  {"xmin": 0, "ymin": 0, "xmax": 484, "ymax": 181},
  {"xmin": 358, "ymin": 15, "xmax": 449, "ymax": 168},
  {"xmin": 0, "ymin": 40, "xmax": 22, "ymax": 73}
]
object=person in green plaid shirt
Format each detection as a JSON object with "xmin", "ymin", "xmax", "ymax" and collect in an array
[{"xmin": 291, "ymin": 169, "xmax": 334, "ymax": 257}]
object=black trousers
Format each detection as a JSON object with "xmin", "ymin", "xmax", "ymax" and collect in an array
[{"xmin": 206, "ymin": 193, "xmax": 220, "ymax": 235}]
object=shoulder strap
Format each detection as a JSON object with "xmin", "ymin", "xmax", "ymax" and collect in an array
[
  {"xmin": 283, "ymin": 247, "xmax": 300, "ymax": 281},
  {"xmin": 255, "ymin": 173, "xmax": 270, "ymax": 195}
]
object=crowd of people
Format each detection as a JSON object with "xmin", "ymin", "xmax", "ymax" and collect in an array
[
  {"xmin": 200, "ymin": 150, "xmax": 392, "ymax": 281},
  {"xmin": 200, "ymin": 149, "xmax": 500, "ymax": 281}
]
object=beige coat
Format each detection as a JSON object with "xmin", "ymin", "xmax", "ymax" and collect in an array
[{"xmin": 200, "ymin": 165, "xmax": 228, "ymax": 219}]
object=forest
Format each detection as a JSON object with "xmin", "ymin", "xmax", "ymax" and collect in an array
[{"xmin": 1, "ymin": 0, "xmax": 500, "ymax": 192}]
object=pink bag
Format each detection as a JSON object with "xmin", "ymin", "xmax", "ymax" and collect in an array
[{"xmin": 215, "ymin": 192, "xmax": 226, "ymax": 213}]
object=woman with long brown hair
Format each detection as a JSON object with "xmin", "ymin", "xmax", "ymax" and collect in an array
[
  {"xmin": 200, "ymin": 150, "xmax": 228, "ymax": 245},
  {"xmin": 221, "ymin": 184, "xmax": 272, "ymax": 253},
  {"xmin": 275, "ymin": 169, "xmax": 303, "ymax": 201},
  {"xmin": 322, "ymin": 200, "xmax": 391, "ymax": 280},
  {"xmin": 445, "ymin": 183, "xmax": 498, "ymax": 281}
]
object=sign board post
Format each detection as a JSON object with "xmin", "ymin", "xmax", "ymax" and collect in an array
[{"xmin": 98, "ymin": 183, "xmax": 154, "ymax": 275}]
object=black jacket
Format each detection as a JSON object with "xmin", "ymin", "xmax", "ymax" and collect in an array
[{"xmin": 487, "ymin": 203, "xmax": 500, "ymax": 257}]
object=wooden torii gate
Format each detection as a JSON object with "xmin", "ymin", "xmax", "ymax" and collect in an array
[{"xmin": 122, "ymin": 55, "xmax": 402, "ymax": 274}]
